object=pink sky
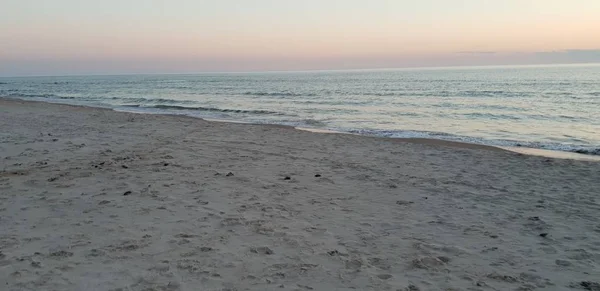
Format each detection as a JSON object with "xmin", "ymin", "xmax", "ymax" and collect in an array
[{"xmin": 1, "ymin": 0, "xmax": 599, "ymax": 76}]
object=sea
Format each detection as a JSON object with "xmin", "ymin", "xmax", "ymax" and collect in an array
[{"xmin": 1, "ymin": 64, "xmax": 599, "ymax": 157}]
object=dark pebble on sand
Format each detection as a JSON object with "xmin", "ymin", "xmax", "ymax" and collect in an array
[
  {"xmin": 580, "ymin": 281, "xmax": 600, "ymax": 291},
  {"xmin": 123, "ymin": 191, "xmax": 132, "ymax": 196},
  {"xmin": 284, "ymin": 176, "xmax": 291, "ymax": 180},
  {"xmin": 30, "ymin": 261, "xmax": 42, "ymax": 268},
  {"xmin": 539, "ymin": 233, "xmax": 548, "ymax": 238},
  {"xmin": 122, "ymin": 165, "xmax": 129, "ymax": 169},
  {"xmin": 226, "ymin": 172, "xmax": 234, "ymax": 177},
  {"xmin": 163, "ymin": 163, "xmax": 169, "ymax": 166},
  {"xmin": 315, "ymin": 174, "xmax": 321, "ymax": 177}
]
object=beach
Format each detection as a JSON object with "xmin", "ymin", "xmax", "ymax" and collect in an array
[
  {"xmin": 2, "ymin": 65, "xmax": 599, "ymax": 157},
  {"xmin": 1, "ymin": 99, "xmax": 599, "ymax": 290}
]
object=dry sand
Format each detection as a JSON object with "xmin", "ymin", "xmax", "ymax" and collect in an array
[{"xmin": 1, "ymin": 99, "xmax": 599, "ymax": 291}]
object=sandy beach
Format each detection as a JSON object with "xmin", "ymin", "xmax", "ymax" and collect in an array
[{"xmin": 1, "ymin": 99, "xmax": 599, "ymax": 291}]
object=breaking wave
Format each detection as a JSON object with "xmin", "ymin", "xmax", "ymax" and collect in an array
[{"xmin": 122, "ymin": 104, "xmax": 281, "ymax": 115}]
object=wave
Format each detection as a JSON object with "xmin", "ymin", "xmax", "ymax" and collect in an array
[
  {"xmin": 3, "ymin": 85, "xmax": 598, "ymax": 157},
  {"xmin": 4, "ymin": 92, "xmax": 282, "ymax": 116},
  {"xmin": 44, "ymin": 82, "xmax": 70, "ymax": 85},
  {"xmin": 2, "ymin": 89, "xmax": 546, "ymax": 102},
  {"xmin": 115, "ymin": 97, "xmax": 197, "ymax": 105},
  {"xmin": 392, "ymin": 112, "xmax": 421, "ymax": 117},
  {"xmin": 462, "ymin": 113, "xmax": 521, "ymax": 120},
  {"xmin": 299, "ymin": 119, "xmax": 327, "ymax": 127},
  {"xmin": 243, "ymin": 91, "xmax": 317, "ymax": 97},
  {"xmin": 126, "ymin": 104, "xmax": 281, "ymax": 115},
  {"xmin": 456, "ymin": 112, "xmax": 586, "ymax": 122},
  {"xmin": 6, "ymin": 93, "xmax": 72, "ymax": 99},
  {"xmin": 570, "ymin": 148, "xmax": 600, "ymax": 155},
  {"xmin": 346, "ymin": 129, "xmax": 600, "ymax": 156},
  {"xmin": 292, "ymin": 100, "xmax": 373, "ymax": 106},
  {"xmin": 514, "ymin": 143, "xmax": 600, "ymax": 156},
  {"xmin": 5, "ymin": 93, "xmax": 202, "ymax": 105},
  {"xmin": 252, "ymin": 118, "xmax": 328, "ymax": 128},
  {"xmin": 350, "ymin": 90, "xmax": 531, "ymax": 98}
]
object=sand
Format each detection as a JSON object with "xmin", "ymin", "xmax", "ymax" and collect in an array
[{"xmin": 1, "ymin": 99, "xmax": 599, "ymax": 291}]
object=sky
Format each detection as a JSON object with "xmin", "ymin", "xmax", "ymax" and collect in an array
[{"xmin": 1, "ymin": 0, "xmax": 600, "ymax": 76}]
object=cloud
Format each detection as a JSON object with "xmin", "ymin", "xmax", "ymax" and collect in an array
[
  {"xmin": 456, "ymin": 51, "xmax": 497, "ymax": 55},
  {"xmin": 535, "ymin": 49, "xmax": 600, "ymax": 63}
]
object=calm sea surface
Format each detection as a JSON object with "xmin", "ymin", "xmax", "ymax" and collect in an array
[{"xmin": 2, "ymin": 64, "xmax": 599, "ymax": 155}]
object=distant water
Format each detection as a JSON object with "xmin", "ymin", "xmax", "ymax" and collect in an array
[{"xmin": 2, "ymin": 64, "xmax": 599, "ymax": 156}]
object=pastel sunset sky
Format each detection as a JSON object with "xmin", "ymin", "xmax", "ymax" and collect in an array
[{"xmin": 1, "ymin": 0, "xmax": 600, "ymax": 76}]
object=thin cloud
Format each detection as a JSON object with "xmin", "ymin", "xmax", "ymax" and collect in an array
[{"xmin": 456, "ymin": 51, "xmax": 497, "ymax": 55}]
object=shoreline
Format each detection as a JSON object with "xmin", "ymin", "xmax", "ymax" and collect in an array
[
  {"xmin": 3, "ymin": 97, "xmax": 598, "ymax": 162},
  {"xmin": 1, "ymin": 98, "xmax": 599, "ymax": 290}
]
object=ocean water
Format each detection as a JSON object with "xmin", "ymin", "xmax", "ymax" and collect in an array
[{"xmin": 1, "ymin": 64, "xmax": 599, "ymax": 155}]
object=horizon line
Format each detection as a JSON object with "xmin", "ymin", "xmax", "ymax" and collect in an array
[{"xmin": 2, "ymin": 62, "xmax": 599, "ymax": 78}]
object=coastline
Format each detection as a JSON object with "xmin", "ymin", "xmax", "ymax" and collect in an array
[
  {"xmin": 4, "ymin": 97, "xmax": 597, "ymax": 161},
  {"xmin": 1, "ymin": 98, "xmax": 599, "ymax": 290},
  {"xmin": 2, "ymin": 64, "xmax": 599, "ymax": 159},
  {"xmin": 1, "ymin": 98, "xmax": 512, "ymax": 153}
]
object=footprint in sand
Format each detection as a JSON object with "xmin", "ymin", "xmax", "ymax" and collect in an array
[
  {"xmin": 411, "ymin": 256, "xmax": 448, "ymax": 270},
  {"xmin": 250, "ymin": 246, "xmax": 274, "ymax": 255}
]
